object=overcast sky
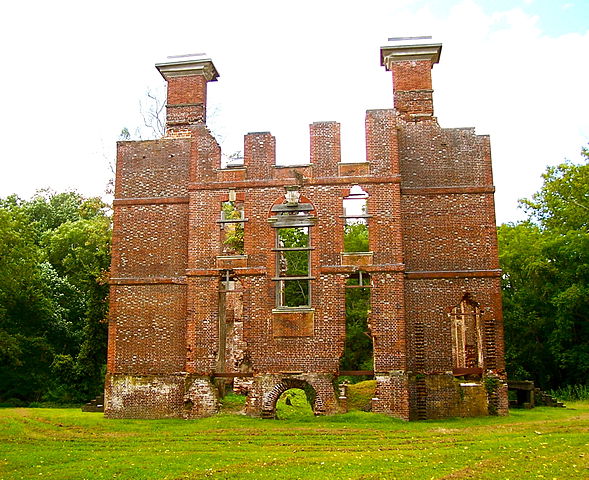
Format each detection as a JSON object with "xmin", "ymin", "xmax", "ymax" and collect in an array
[{"xmin": 1, "ymin": 0, "xmax": 588, "ymax": 224}]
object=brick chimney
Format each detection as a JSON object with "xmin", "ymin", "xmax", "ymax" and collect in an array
[
  {"xmin": 156, "ymin": 54, "xmax": 219, "ymax": 133},
  {"xmin": 380, "ymin": 39, "xmax": 441, "ymax": 120}
]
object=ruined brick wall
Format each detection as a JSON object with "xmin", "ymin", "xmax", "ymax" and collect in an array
[
  {"xmin": 108, "ymin": 142, "xmax": 191, "ymax": 377},
  {"xmin": 397, "ymin": 121, "xmax": 505, "ymax": 419},
  {"xmin": 105, "ymin": 44, "xmax": 507, "ymax": 420},
  {"xmin": 105, "ymin": 136, "xmax": 211, "ymax": 418},
  {"xmin": 105, "ymin": 58, "xmax": 221, "ymax": 418}
]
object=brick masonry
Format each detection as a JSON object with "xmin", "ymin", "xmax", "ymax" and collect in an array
[{"xmin": 105, "ymin": 44, "xmax": 508, "ymax": 420}]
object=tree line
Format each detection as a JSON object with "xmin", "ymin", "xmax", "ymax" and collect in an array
[
  {"xmin": 0, "ymin": 147, "xmax": 587, "ymax": 404},
  {"xmin": 499, "ymin": 146, "xmax": 589, "ymax": 390},
  {"xmin": 0, "ymin": 192, "xmax": 110, "ymax": 404}
]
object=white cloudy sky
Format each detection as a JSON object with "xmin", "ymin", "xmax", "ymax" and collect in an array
[{"xmin": 1, "ymin": 0, "xmax": 588, "ymax": 224}]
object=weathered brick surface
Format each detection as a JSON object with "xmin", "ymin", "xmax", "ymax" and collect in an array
[
  {"xmin": 115, "ymin": 139, "xmax": 190, "ymax": 199},
  {"xmin": 373, "ymin": 373, "xmax": 410, "ymax": 419},
  {"xmin": 398, "ymin": 124, "xmax": 493, "ymax": 188},
  {"xmin": 365, "ymin": 109, "xmax": 399, "ymax": 176},
  {"xmin": 401, "ymin": 193, "xmax": 498, "ymax": 271},
  {"xmin": 310, "ymin": 122, "xmax": 341, "ymax": 177},
  {"xmin": 421, "ymin": 375, "xmax": 488, "ymax": 420},
  {"xmin": 108, "ymin": 284, "xmax": 186, "ymax": 374},
  {"xmin": 106, "ymin": 42, "xmax": 507, "ymax": 420},
  {"xmin": 110, "ymin": 204, "xmax": 188, "ymax": 278},
  {"xmin": 404, "ymin": 277, "xmax": 505, "ymax": 373},
  {"xmin": 104, "ymin": 373, "xmax": 218, "ymax": 419},
  {"xmin": 244, "ymin": 132, "xmax": 276, "ymax": 180},
  {"xmin": 104, "ymin": 374, "xmax": 186, "ymax": 419},
  {"xmin": 390, "ymin": 60, "xmax": 434, "ymax": 117},
  {"xmin": 167, "ymin": 75, "xmax": 208, "ymax": 105}
]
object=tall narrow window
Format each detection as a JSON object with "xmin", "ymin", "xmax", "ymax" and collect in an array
[
  {"xmin": 450, "ymin": 296, "xmax": 483, "ymax": 370},
  {"xmin": 340, "ymin": 272, "xmax": 373, "ymax": 374},
  {"xmin": 269, "ymin": 186, "xmax": 316, "ymax": 309},
  {"xmin": 276, "ymin": 226, "xmax": 311, "ymax": 307},
  {"xmin": 343, "ymin": 186, "xmax": 369, "ymax": 252},
  {"xmin": 219, "ymin": 200, "xmax": 244, "ymax": 255}
]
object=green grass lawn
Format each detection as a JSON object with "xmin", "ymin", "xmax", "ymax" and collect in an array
[{"xmin": 1, "ymin": 400, "xmax": 588, "ymax": 479}]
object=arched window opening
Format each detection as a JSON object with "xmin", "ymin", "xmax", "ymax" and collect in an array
[
  {"xmin": 343, "ymin": 185, "xmax": 369, "ymax": 252},
  {"xmin": 450, "ymin": 295, "xmax": 483, "ymax": 373}
]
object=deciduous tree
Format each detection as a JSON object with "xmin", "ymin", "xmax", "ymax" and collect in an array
[
  {"xmin": 0, "ymin": 191, "xmax": 111, "ymax": 404},
  {"xmin": 499, "ymin": 146, "xmax": 589, "ymax": 389}
]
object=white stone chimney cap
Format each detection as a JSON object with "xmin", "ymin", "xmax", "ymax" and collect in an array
[
  {"xmin": 380, "ymin": 36, "xmax": 442, "ymax": 69},
  {"xmin": 385, "ymin": 35, "xmax": 438, "ymax": 45},
  {"xmin": 155, "ymin": 53, "xmax": 219, "ymax": 82}
]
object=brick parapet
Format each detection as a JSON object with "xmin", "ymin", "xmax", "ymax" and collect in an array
[
  {"xmin": 398, "ymin": 123, "xmax": 493, "ymax": 189},
  {"xmin": 365, "ymin": 109, "xmax": 399, "ymax": 176},
  {"xmin": 310, "ymin": 121, "xmax": 341, "ymax": 177},
  {"xmin": 244, "ymin": 132, "xmax": 276, "ymax": 180},
  {"xmin": 189, "ymin": 125, "xmax": 221, "ymax": 182},
  {"xmin": 115, "ymin": 139, "xmax": 190, "ymax": 199}
]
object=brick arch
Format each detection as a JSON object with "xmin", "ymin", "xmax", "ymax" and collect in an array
[
  {"xmin": 261, "ymin": 378, "xmax": 324, "ymax": 418},
  {"xmin": 445, "ymin": 292, "xmax": 479, "ymax": 312}
]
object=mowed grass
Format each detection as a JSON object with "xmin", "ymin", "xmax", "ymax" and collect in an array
[{"xmin": 1, "ymin": 400, "xmax": 588, "ymax": 480}]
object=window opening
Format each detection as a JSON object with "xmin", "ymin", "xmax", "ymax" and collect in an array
[
  {"xmin": 340, "ymin": 272, "xmax": 373, "ymax": 376},
  {"xmin": 450, "ymin": 295, "xmax": 483, "ymax": 370},
  {"xmin": 219, "ymin": 199, "xmax": 245, "ymax": 255},
  {"xmin": 275, "ymin": 226, "xmax": 311, "ymax": 307},
  {"xmin": 216, "ymin": 270, "xmax": 238, "ymax": 396},
  {"xmin": 343, "ymin": 185, "xmax": 369, "ymax": 252},
  {"xmin": 269, "ymin": 186, "xmax": 316, "ymax": 309},
  {"xmin": 217, "ymin": 272, "xmax": 248, "ymax": 395}
]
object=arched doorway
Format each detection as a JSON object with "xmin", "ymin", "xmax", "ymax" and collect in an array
[
  {"xmin": 276, "ymin": 388, "xmax": 314, "ymax": 419},
  {"xmin": 261, "ymin": 378, "xmax": 323, "ymax": 419}
]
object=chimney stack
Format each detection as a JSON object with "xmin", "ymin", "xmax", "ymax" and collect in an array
[
  {"xmin": 380, "ymin": 39, "xmax": 441, "ymax": 120},
  {"xmin": 156, "ymin": 54, "xmax": 219, "ymax": 134}
]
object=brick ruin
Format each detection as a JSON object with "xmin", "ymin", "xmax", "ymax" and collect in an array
[{"xmin": 105, "ymin": 40, "xmax": 508, "ymax": 420}]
